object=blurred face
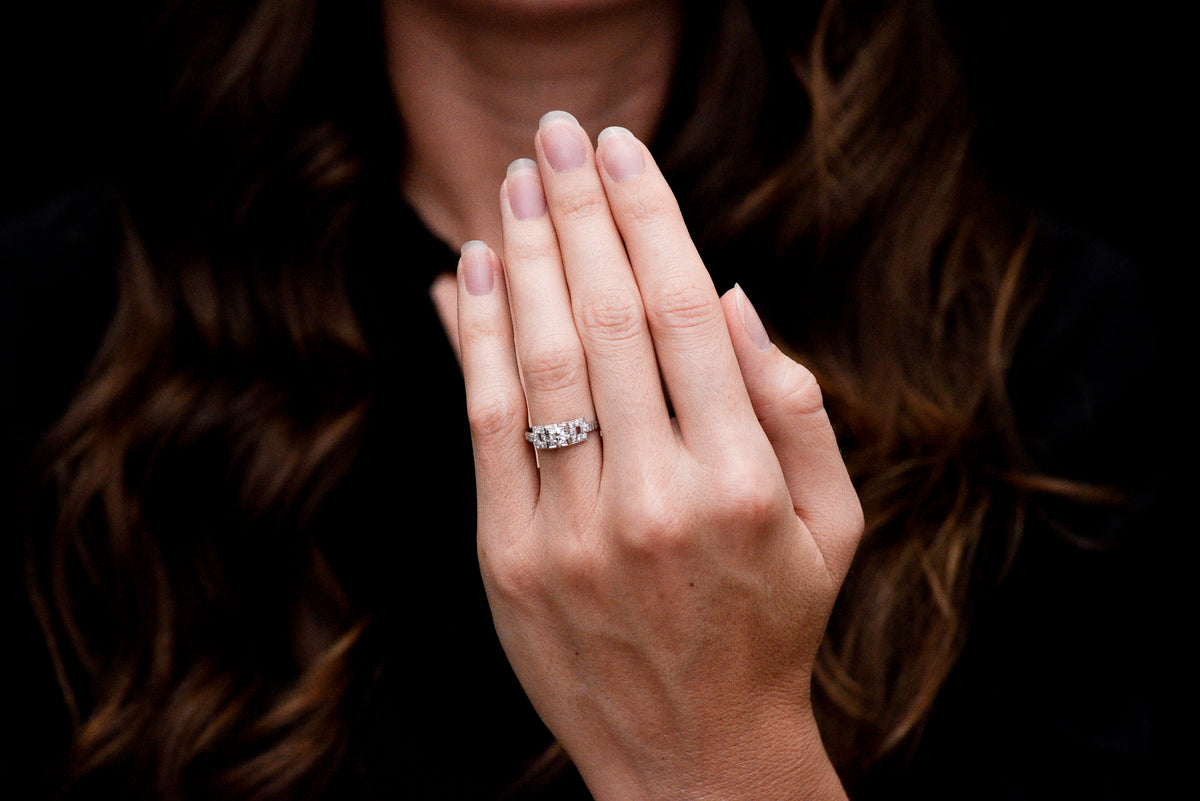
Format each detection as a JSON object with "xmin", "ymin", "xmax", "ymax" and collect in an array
[
  {"xmin": 459, "ymin": 0, "xmax": 636, "ymax": 7},
  {"xmin": 403, "ymin": 0, "xmax": 667, "ymax": 24},
  {"xmin": 435, "ymin": 0, "xmax": 646, "ymax": 9}
]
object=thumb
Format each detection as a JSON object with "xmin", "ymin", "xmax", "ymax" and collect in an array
[{"xmin": 720, "ymin": 284, "xmax": 863, "ymax": 582}]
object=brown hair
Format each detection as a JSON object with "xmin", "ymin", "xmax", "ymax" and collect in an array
[
  {"xmin": 668, "ymin": 0, "xmax": 1078, "ymax": 777},
  {"xmin": 28, "ymin": 0, "xmax": 1075, "ymax": 795},
  {"xmin": 28, "ymin": 1, "xmax": 387, "ymax": 797}
]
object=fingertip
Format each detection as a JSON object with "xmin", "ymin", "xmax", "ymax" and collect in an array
[
  {"xmin": 722, "ymin": 286, "xmax": 825, "ymax": 423},
  {"xmin": 733, "ymin": 284, "xmax": 773, "ymax": 351},
  {"xmin": 539, "ymin": 109, "xmax": 580, "ymax": 129},
  {"xmin": 537, "ymin": 110, "xmax": 588, "ymax": 173},
  {"xmin": 596, "ymin": 126, "xmax": 645, "ymax": 181},
  {"xmin": 506, "ymin": 157, "xmax": 539, "ymax": 177},
  {"xmin": 460, "ymin": 240, "xmax": 498, "ymax": 297},
  {"xmin": 459, "ymin": 238, "xmax": 492, "ymax": 260},
  {"xmin": 722, "ymin": 285, "xmax": 774, "ymax": 363},
  {"xmin": 504, "ymin": 160, "xmax": 548, "ymax": 220}
]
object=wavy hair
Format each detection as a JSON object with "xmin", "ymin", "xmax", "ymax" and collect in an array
[
  {"xmin": 28, "ymin": 1, "xmax": 386, "ymax": 797},
  {"xmin": 28, "ymin": 0, "xmax": 1077, "ymax": 795},
  {"xmin": 669, "ymin": 0, "xmax": 1082, "ymax": 778}
]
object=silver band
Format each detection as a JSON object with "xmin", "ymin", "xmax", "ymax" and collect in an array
[{"xmin": 525, "ymin": 417, "xmax": 600, "ymax": 450}]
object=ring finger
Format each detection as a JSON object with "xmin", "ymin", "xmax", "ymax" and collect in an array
[{"xmin": 501, "ymin": 157, "xmax": 601, "ymax": 492}]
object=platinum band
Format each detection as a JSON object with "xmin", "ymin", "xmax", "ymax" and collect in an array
[{"xmin": 525, "ymin": 417, "xmax": 600, "ymax": 450}]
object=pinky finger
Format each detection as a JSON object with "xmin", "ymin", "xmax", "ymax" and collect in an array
[
  {"xmin": 458, "ymin": 240, "xmax": 539, "ymax": 525},
  {"xmin": 721, "ymin": 285, "xmax": 863, "ymax": 583}
]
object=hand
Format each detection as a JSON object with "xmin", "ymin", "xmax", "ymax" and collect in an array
[{"xmin": 455, "ymin": 111, "xmax": 862, "ymax": 800}]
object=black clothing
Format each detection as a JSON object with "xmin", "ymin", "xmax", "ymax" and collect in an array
[
  {"xmin": 1, "ymin": 185, "xmax": 589, "ymax": 801},
  {"xmin": 1, "ymin": 186, "xmax": 1167, "ymax": 799}
]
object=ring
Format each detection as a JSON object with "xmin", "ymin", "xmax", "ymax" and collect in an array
[{"xmin": 525, "ymin": 417, "xmax": 600, "ymax": 450}]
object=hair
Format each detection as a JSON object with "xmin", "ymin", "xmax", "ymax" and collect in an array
[
  {"xmin": 26, "ymin": 0, "xmax": 1083, "ymax": 796},
  {"xmin": 659, "ymin": 0, "xmax": 1057, "ymax": 779},
  {"xmin": 27, "ymin": 1, "xmax": 385, "ymax": 797}
]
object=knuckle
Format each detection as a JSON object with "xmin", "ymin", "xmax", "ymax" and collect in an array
[
  {"xmin": 611, "ymin": 490, "xmax": 689, "ymax": 556},
  {"xmin": 504, "ymin": 237, "xmax": 558, "ymax": 267},
  {"xmin": 622, "ymin": 185, "xmax": 672, "ymax": 224},
  {"xmin": 456, "ymin": 311, "xmax": 495, "ymax": 347},
  {"xmin": 553, "ymin": 186, "xmax": 607, "ymax": 222},
  {"xmin": 849, "ymin": 503, "xmax": 866, "ymax": 541},
  {"xmin": 841, "ymin": 494, "xmax": 866, "ymax": 541},
  {"xmin": 646, "ymin": 279, "xmax": 720, "ymax": 333},
  {"xmin": 577, "ymin": 288, "xmax": 645, "ymax": 345},
  {"xmin": 521, "ymin": 339, "xmax": 587, "ymax": 393},
  {"xmin": 481, "ymin": 542, "xmax": 544, "ymax": 603},
  {"xmin": 467, "ymin": 389, "xmax": 526, "ymax": 443},
  {"xmin": 552, "ymin": 538, "xmax": 606, "ymax": 595},
  {"xmin": 770, "ymin": 363, "xmax": 828, "ymax": 420},
  {"xmin": 714, "ymin": 459, "xmax": 783, "ymax": 529}
]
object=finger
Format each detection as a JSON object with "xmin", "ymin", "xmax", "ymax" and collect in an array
[
  {"xmin": 721, "ymin": 285, "xmax": 864, "ymax": 581},
  {"xmin": 594, "ymin": 125, "xmax": 757, "ymax": 454},
  {"xmin": 430, "ymin": 273, "xmax": 461, "ymax": 364},
  {"xmin": 500, "ymin": 157, "xmax": 602, "ymax": 485},
  {"xmin": 457, "ymin": 240, "xmax": 539, "ymax": 531},
  {"xmin": 533, "ymin": 111, "xmax": 675, "ymax": 461}
]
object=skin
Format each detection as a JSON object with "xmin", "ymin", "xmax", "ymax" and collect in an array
[
  {"xmin": 385, "ymin": 2, "xmax": 864, "ymax": 797},
  {"xmin": 384, "ymin": 0, "xmax": 683, "ymax": 350},
  {"xmin": 384, "ymin": 0, "xmax": 681, "ymax": 255}
]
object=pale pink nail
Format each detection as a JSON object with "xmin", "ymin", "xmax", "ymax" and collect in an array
[
  {"xmin": 506, "ymin": 159, "xmax": 547, "ymax": 220},
  {"xmin": 597, "ymin": 126, "xmax": 644, "ymax": 181},
  {"xmin": 461, "ymin": 240, "xmax": 494, "ymax": 296},
  {"xmin": 539, "ymin": 110, "xmax": 586, "ymax": 173},
  {"xmin": 736, "ymin": 284, "xmax": 771, "ymax": 351}
]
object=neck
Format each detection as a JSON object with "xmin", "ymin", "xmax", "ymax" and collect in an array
[{"xmin": 382, "ymin": 0, "xmax": 684, "ymax": 251}]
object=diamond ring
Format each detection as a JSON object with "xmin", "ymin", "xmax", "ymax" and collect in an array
[{"xmin": 525, "ymin": 418, "xmax": 600, "ymax": 450}]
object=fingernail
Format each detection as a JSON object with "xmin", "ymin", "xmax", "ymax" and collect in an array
[
  {"xmin": 597, "ymin": 126, "xmax": 644, "ymax": 181},
  {"xmin": 735, "ymin": 284, "xmax": 772, "ymax": 351},
  {"xmin": 538, "ymin": 110, "xmax": 586, "ymax": 173},
  {"xmin": 506, "ymin": 158, "xmax": 547, "ymax": 220},
  {"xmin": 461, "ymin": 240, "xmax": 494, "ymax": 296}
]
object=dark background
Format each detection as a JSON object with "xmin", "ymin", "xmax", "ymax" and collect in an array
[
  {"xmin": 0, "ymin": 1, "xmax": 1183, "ymax": 286},
  {"xmin": 0, "ymin": 12, "xmax": 1184, "ymax": 455},
  {"xmin": 0, "ymin": 10, "xmax": 1185, "ymax": 454},
  {"xmin": 0, "ymin": 0, "xmax": 1187, "ymax": 781}
]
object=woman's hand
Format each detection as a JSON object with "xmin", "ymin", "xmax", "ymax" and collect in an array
[{"xmin": 455, "ymin": 111, "xmax": 862, "ymax": 801}]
